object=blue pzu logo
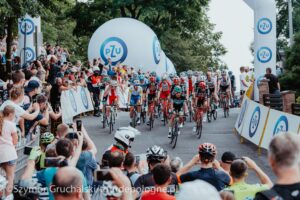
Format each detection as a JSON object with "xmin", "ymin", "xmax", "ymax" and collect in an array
[
  {"xmin": 24, "ymin": 47, "xmax": 35, "ymax": 62},
  {"xmin": 273, "ymin": 115, "xmax": 288, "ymax": 135},
  {"xmin": 257, "ymin": 47, "xmax": 272, "ymax": 63},
  {"xmin": 152, "ymin": 36, "xmax": 161, "ymax": 64},
  {"xmin": 238, "ymin": 100, "xmax": 248, "ymax": 128},
  {"xmin": 249, "ymin": 106, "xmax": 261, "ymax": 138},
  {"xmin": 100, "ymin": 37, "xmax": 127, "ymax": 66},
  {"xmin": 256, "ymin": 75, "xmax": 264, "ymax": 87},
  {"xmin": 20, "ymin": 19, "xmax": 35, "ymax": 35},
  {"xmin": 80, "ymin": 87, "xmax": 89, "ymax": 109},
  {"xmin": 69, "ymin": 90, "xmax": 77, "ymax": 113},
  {"xmin": 257, "ymin": 18, "xmax": 272, "ymax": 34}
]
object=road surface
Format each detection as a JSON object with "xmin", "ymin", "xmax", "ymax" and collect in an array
[{"xmin": 82, "ymin": 108, "xmax": 276, "ymax": 183}]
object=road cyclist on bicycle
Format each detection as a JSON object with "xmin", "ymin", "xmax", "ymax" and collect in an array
[
  {"xmin": 102, "ymin": 80, "xmax": 119, "ymax": 123},
  {"xmin": 128, "ymin": 80, "xmax": 143, "ymax": 126},
  {"xmin": 100, "ymin": 76, "xmax": 111, "ymax": 123},
  {"xmin": 206, "ymin": 71, "xmax": 218, "ymax": 111},
  {"xmin": 139, "ymin": 74, "xmax": 149, "ymax": 122},
  {"xmin": 193, "ymin": 80, "xmax": 208, "ymax": 133},
  {"xmin": 168, "ymin": 86, "xmax": 186, "ymax": 138},
  {"xmin": 218, "ymin": 70, "xmax": 232, "ymax": 110},
  {"xmin": 157, "ymin": 74, "xmax": 172, "ymax": 122},
  {"xmin": 146, "ymin": 76, "xmax": 158, "ymax": 125}
]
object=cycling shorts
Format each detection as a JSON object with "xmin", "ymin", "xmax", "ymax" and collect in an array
[
  {"xmin": 130, "ymin": 95, "xmax": 141, "ymax": 106},
  {"xmin": 148, "ymin": 94, "xmax": 156, "ymax": 102},
  {"xmin": 160, "ymin": 91, "xmax": 170, "ymax": 99},
  {"xmin": 109, "ymin": 95, "xmax": 117, "ymax": 105},
  {"xmin": 220, "ymin": 85, "xmax": 229, "ymax": 92},
  {"xmin": 197, "ymin": 98, "xmax": 207, "ymax": 107}
]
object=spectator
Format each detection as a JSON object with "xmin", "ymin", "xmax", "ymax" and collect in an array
[
  {"xmin": 176, "ymin": 180, "xmax": 221, "ymax": 200},
  {"xmin": 239, "ymin": 66, "xmax": 249, "ymax": 104},
  {"xmin": 108, "ymin": 151, "xmax": 124, "ymax": 168},
  {"xmin": 124, "ymin": 152, "xmax": 141, "ymax": 186},
  {"xmin": 225, "ymin": 157, "xmax": 272, "ymax": 199},
  {"xmin": 56, "ymin": 123, "xmax": 69, "ymax": 139},
  {"xmin": 0, "ymin": 105, "xmax": 18, "ymax": 198},
  {"xmin": 21, "ymin": 136, "xmax": 90, "ymax": 200},
  {"xmin": 141, "ymin": 164, "xmax": 175, "ymax": 200},
  {"xmin": 264, "ymin": 68, "xmax": 280, "ymax": 95},
  {"xmin": 177, "ymin": 143, "xmax": 230, "ymax": 191},
  {"xmin": 170, "ymin": 157, "xmax": 183, "ymax": 173},
  {"xmin": 220, "ymin": 151, "xmax": 236, "ymax": 173},
  {"xmin": 255, "ymin": 134, "xmax": 300, "ymax": 200},
  {"xmin": 220, "ymin": 191, "xmax": 235, "ymax": 200},
  {"xmin": 52, "ymin": 166, "xmax": 84, "ymax": 200},
  {"xmin": 134, "ymin": 145, "xmax": 179, "ymax": 197}
]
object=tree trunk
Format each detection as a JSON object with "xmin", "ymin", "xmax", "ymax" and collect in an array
[{"xmin": 5, "ymin": 17, "xmax": 14, "ymax": 81}]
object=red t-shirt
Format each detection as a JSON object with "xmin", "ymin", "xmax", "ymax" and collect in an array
[{"xmin": 141, "ymin": 191, "xmax": 175, "ymax": 200}]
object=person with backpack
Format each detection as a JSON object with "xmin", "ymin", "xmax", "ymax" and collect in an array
[
  {"xmin": 255, "ymin": 134, "xmax": 300, "ymax": 200},
  {"xmin": 124, "ymin": 152, "xmax": 141, "ymax": 186}
]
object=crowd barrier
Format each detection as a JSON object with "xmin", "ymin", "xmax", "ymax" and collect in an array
[{"xmin": 235, "ymin": 93, "xmax": 300, "ymax": 151}]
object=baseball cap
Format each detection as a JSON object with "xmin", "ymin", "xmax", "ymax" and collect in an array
[
  {"xmin": 221, "ymin": 151, "xmax": 236, "ymax": 164},
  {"xmin": 25, "ymin": 80, "xmax": 40, "ymax": 93}
]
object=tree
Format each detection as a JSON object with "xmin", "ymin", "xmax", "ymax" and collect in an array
[{"xmin": 69, "ymin": 0, "xmax": 225, "ymax": 71}]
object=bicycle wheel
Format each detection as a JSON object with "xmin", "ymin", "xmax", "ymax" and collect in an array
[
  {"xmin": 197, "ymin": 118, "xmax": 203, "ymax": 139},
  {"xmin": 102, "ymin": 115, "xmax": 106, "ymax": 129},
  {"xmin": 189, "ymin": 103, "xmax": 192, "ymax": 122},
  {"xmin": 213, "ymin": 109, "xmax": 218, "ymax": 120},
  {"xmin": 132, "ymin": 112, "xmax": 136, "ymax": 128},
  {"xmin": 172, "ymin": 122, "xmax": 179, "ymax": 149},
  {"xmin": 109, "ymin": 114, "xmax": 113, "ymax": 134},
  {"xmin": 207, "ymin": 110, "xmax": 211, "ymax": 123},
  {"xmin": 142, "ymin": 111, "xmax": 146, "ymax": 123}
]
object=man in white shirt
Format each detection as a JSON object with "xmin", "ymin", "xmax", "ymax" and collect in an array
[{"xmin": 239, "ymin": 66, "xmax": 249, "ymax": 104}]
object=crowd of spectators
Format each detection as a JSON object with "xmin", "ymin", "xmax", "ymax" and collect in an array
[{"xmin": 0, "ymin": 39, "xmax": 299, "ymax": 200}]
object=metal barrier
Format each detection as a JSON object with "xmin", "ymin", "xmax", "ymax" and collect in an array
[
  {"xmin": 0, "ymin": 128, "xmax": 40, "ymax": 182},
  {"xmin": 263, "ymin": 94, "xmax": 283, "ymax": 111}
]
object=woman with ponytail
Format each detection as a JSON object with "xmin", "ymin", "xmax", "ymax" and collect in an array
[{"xmin": 0, "ymin": 105, "xmax": 18, "ymax": 199}]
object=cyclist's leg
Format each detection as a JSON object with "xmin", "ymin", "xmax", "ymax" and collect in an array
[{"xmin": 168, "ymin": 112, "xmax": 176, "ymax": 137}]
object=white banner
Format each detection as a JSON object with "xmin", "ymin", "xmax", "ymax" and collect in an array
[
  {"xmin": 244, "ymin": 0, "xmax": 276, "ymax": 101},
  {"xmin": 17, "ymin": 14, "xmax": 42, "ymax": 65},
  {"xmin": 260, "ymin": 110, "xmax": 300, "ymax": 149},
  {"xmin": 235, "ymin": 95, "xmax": 250, "ymax": 134},
  {"xmin": 241, "ymin": 100, "xmax": 270, "ymax": 146},
  {"xmin": 61, "ymin": 87, "xmax": 94, "ymax": 124}
]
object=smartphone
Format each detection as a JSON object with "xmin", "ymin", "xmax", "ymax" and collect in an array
[
  {"xmin": 24, "ymin": 146, "xmax": 33, "ymax": 155},
  {"xmin": 65, "ymin": 132, "xmax": 78, "ymax": 140},
  {"xmin": 95, "ymin": 170, "xmax": 113, "ymax": 181},
  {"xmin": 76, "ymin": 120, "xmax": 82, "ymax": 132},
  {"xmin": 135, "ymin": 155, "xmax": 140, "ymax": 166},
  {"xmin": 44, "ymin": 157, "xmax": 68, "ymax": 167}
]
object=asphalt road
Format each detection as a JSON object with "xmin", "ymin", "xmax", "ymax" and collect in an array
[{"xmin": 82, "ymin": 108, "xmax": 276, "ymax": 183}]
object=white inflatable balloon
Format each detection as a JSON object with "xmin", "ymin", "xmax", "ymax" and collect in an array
[
  {"xmin": 166, "ymin": 57, "xmax": 176, "ymax": 74},
  {"xmin": 88, "ymin": 18, "xmax": 164, "ymax": 73}
]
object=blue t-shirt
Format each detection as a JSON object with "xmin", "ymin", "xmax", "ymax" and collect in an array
[
  {"xmin": 76, "ymin": 151, "xmax": 97, "ymax": 186},
  {"xmin": 37, "ymin": 167, "xmax": 89, "ymax": 200},
  {"xmin": 179, "ymin": 168, "xmax": 230, "ymax": 191}
]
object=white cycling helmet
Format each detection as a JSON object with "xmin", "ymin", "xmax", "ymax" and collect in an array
[
  {"xmin": 197, "ymin": 75, "xmax": 206, "ymax": 82},
  {"xmin": 111, "ymin": 80, "xmax": 118, "ymax": 87},
  {"xmin": 114, "ymin": 127, "xmax": 140, "ymax": 148}
]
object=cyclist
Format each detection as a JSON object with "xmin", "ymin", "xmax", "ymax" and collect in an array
[
  {"xmin": 171, "ymin": 76, "xmax": 188, "ymax": 116},
  {"xmin": 101, "ymin": 76, "xmax": 111, "ymax": 122},
  {"xmin": 193, "ymin": 81, "xmax": 208, "ymax": 132},
  {"xmin": 88, "ymin": 69, "xmax": 101, "ymax": 117},
  {"xmin": 128, "ymin": 80, "xmax": 143, "ymax": 125},
  {"xmin": 106, "ymin": 127, "xmax": 139, "ymax": 155},
  {"xmin": 146, "ymin": 76, "xmax": 158, "ymax": 125},
  {"xmin": 150, "ymin": 71, "xmax": 160, "ymax": 84},
  {"xmin": 139, "ymin": 74, "xmax": 149, "ymax": 115},
  {"xmin": 168, "ymin": 86, "xmax": 185, "ymax": 138},
  {"xmin": 169, "ymin": 73, "xmax": 175, "ymax": 84},
  {"xmin": 102, "ymin": 80, "xmax": 119, "ymax": 123},
  {"xmin": 206, "ymin": 71, "xmax": 218, "ymax": 109},
  {"xmin": 187, "ymin": 70, "xmax": 195, "ymax": 98},
  {"xmin": 158, "ymin": 74, "xmax": 172, "ymax": 121},
  {"xmin": 134, "ymin": 145, "xmax": 179, "ymax": 197},
  {"xmin": 218, "ymin": 70, "xmax": 232, "ymax": 108}
]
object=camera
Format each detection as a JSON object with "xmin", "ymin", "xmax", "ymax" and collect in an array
[
  {"xmin": 24, "ymin": 146, "xmax": 33, "ymax": 155},
  {"xmin": 65, "ymin": 132, "xmax": 78, "ymax": 140},
  {"xmin": 76, "ymin": 120, "xmax": 82, "ymax": 132},
  {"xmin": 44, "ymin": 157, "xmax": 68, "ymax": 167}
]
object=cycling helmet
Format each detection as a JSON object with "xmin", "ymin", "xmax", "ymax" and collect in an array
[
  {"xmin": 221, "ymin": 70, "xmax": 227, "ymax": 76},
  {"xmin": 133, "ymin": 73, "xmax": 138, "ymax": 80},
  {"xmin": 161, "ymin": 74, "xmax": 168, "ymax": 81},
  {"xmin": 197, "ymin": 75, "xmax": 206, "ymax": 82},
  {"xmin": 180, "ymin": 72, "xmax": 186, "ymax": 78},
  {"xmin": 133, "ymin": 80, "xmax": 140, "ymax": 86},
  {"xmin": 101, "ymin": 181, "xmax": 122, "ymax": 198},
  {"xmin": 103, "ymin": 76, "xmax": 111, "ymax": 83},
  {"xmin": 101, "ymin": 69, "xmax": 108, "ymax": 76},
  {"xmin": 139, "ymin": 74, "xmax": 145, "ymax": 81},
  {"xmin": 114, "ymin": 127, "xmax": 139, "ymax": 148},
  {"xmin": 187, "ymin": 70, "xmax": 193, "ymax": 77},
  {"xmin": 0, "ymin": 175, "xmax": 7, "ymax": 191},
  {"xmin": 194, "ymin": 71, "xmax": 199, "ymax": 77},
  {"xmin": 198, "ymin": 81, "xmax": 206, "ymax": 90},
  {"xmin": 149, "ymin": 76, "xmax": 156, "ymax": 83},
  {"xmin": 111, "ymin": 80, "xmax": 118, "ymax": 87},
  {"xmin": 228, "ymin": 71, "xmax": 233, "ymax": 76},
  {"xmin": 169, "ymin": 73, "xmax": 175, "ymax": 79},
  {"xmin": 173, "ymin": 77, "xmax": 180, "ymax": 85},
  {"xmin": 198, "ymin": 143, "xmax": 217, "ymax": 163},
  {"xmin": 174, "ymin": 86, "xmax": 182, "ymax": 93},
  {"xmin": 40, "ymin": 132, "xmax": 55, "ymax": 144},
  {"xmin": 150, "ymin": 71, "xmax": 157, "ymax": 77},
  {"xmin": 180, "ymin": 77, "xmax": 185, "ymax": 84},
  {"xmin": 146, "ymin": 145, "xmax": 167, "ymax": 163}
]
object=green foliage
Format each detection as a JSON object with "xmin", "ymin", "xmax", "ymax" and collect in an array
[{"xmin": 69, "ymin": 0, "xmax": 225, "ymax": 71}]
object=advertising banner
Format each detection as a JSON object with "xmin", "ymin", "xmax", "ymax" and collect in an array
[
  {"xmin": 260, "ymin": 110, "xmax": 300, "ymax": 149},
  {"xmin": 235, "ymin": 95, "xmax": 250, "ymax": 134},
  {"xmin": 243, "ymin": 0, "xmax": 276, "ymax": 101},
  {"xmin": 241, "ymin": 100, "xmax": 270, "ymax": 146},
  {"xmin": 61, "ymin": 87, "xmax": 94, "ymax": 124}
]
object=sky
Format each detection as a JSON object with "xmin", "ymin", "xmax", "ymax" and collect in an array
[{"xmin": 208, "ymin": 0, "xmax": 254, "ymax": 86}]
